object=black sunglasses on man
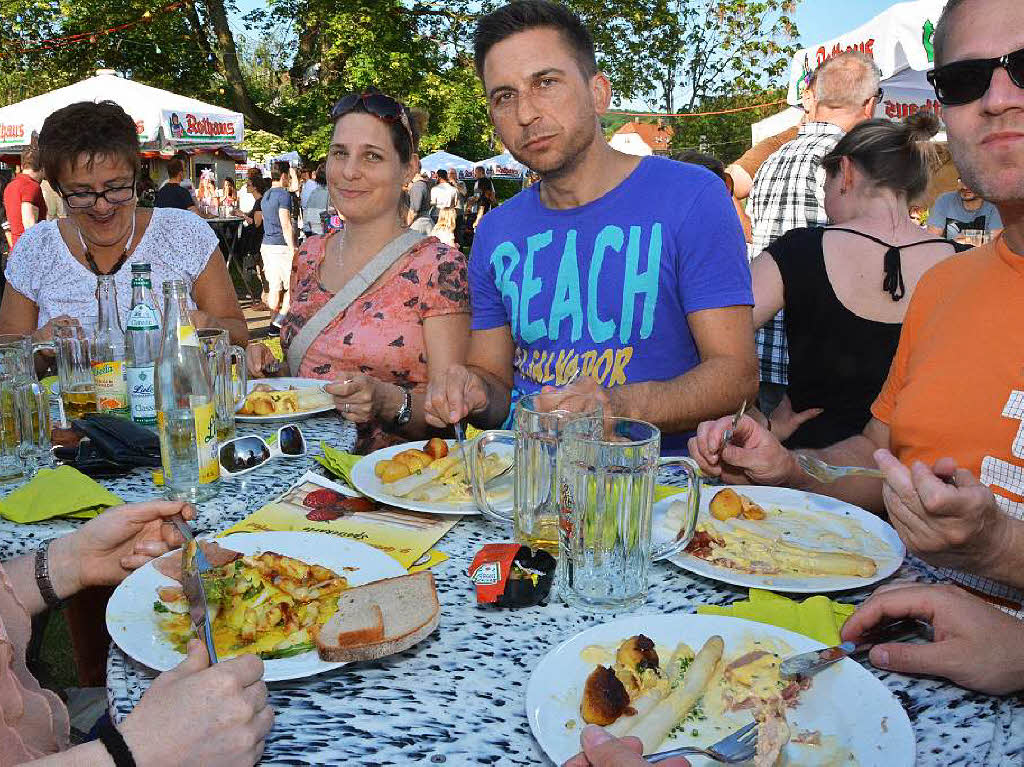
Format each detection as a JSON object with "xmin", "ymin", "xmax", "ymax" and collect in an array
[{"xmin": 927, "ymin": 45, "xmax": 1024, "ymax": 106}]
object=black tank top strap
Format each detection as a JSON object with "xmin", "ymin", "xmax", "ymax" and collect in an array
[{"xmin": 824, "ymin": 227, "xmax": 957, "ymax": 302}]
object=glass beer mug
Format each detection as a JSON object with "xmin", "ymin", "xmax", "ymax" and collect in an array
[
  {"xmin": 471, "ymin": 392, "xmax": 602, "ymax": 555},
  {"xmin": 557, "ymin": 417, "xmax": 700, "ymax": 612}
]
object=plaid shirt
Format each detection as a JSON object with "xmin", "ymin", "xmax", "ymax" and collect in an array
[{"xmin": 747, "ymin": 122, "xmax": 844, "ymax": 385}]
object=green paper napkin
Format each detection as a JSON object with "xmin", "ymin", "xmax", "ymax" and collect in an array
[
  {"xmin": 697, "ymin": 588, "xmax": 856, "ymax": 646},
  {"xmin": 0, "ymin": 466, "xmax": 124, "ymax": 523},
  {"xmin": 315, "ymin": 441, "xmax": 362, "ymax": 487}
]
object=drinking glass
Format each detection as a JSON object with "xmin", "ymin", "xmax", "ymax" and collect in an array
[
  {"xmin": 0, "ymin": 334, "xmax": 44, "ymax": 382},
  {"xmin": 15, "ymin": 380, "xmax": 51, "ymax": 471},
  {"xmin": 197, "ymin": 328, "xmax": 247, "ymax": 443},
  {"xmin": 557, "ymin": 417, "xmax": 700, "ymax": 612},
  {"xmin": 471, "ymin": 392, "xmax": 602, "ymax": 555},
  {"xmin": 53, "ymin": 324, "xmax": 97, "ymax": 423},
  {"xmin": 0, "ymin": 376, "xmax": 24, "ymax": 483}
]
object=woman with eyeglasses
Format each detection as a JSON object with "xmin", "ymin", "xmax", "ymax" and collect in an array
[
  {"xmin": 0, "ymin": 100, "xmax": 247, "ymax": 347},
  {"xmin": 245, "ymin": 89, "xmax": 470, "ymax": 453}
]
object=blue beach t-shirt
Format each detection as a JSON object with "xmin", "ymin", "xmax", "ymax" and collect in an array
[{"xmin": 468, "ymin": 155, "xmax": 752, "ymax": 453}]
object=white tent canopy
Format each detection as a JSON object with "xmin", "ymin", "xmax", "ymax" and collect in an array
[
  {"xmin": 0, "ymin": 69, "xmax": 244, "ymax": 154},
  {"xmin": 419, "ymin": 150, "xmax": 475, "ymax": 174},
  {"xmin": 753, "ymin": 0, "xmax": 949, "ymax": 143},
  {"xmin": 475, "ymin": 150, "xmax": 528, "ymax": 178}
]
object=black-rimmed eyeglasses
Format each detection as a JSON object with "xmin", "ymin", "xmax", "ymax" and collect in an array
[
  {"xmin": 57, "ymin": 176, "xmax": 137, "ymax": 209},
  {"xmin": 927, "ymin": 45, "xmax": 1024, "ymax": 106}
]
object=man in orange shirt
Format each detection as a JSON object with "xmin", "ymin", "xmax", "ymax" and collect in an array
[{"xmin": 691, "ymin": 0, "xmax": 1024, "ymax": 616}]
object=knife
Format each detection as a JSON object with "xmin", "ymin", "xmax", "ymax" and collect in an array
[
  {"xmin": 780, "ymin": 618, "xmax": 933, "ymax": 679},
  {"xmin": 170, "ymin": 515, "xmax": 219, "ymax": 663}
]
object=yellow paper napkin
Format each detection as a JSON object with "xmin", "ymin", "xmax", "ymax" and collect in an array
[
  {"xmin": 315, "ymin": 441, "xmax": 362, "ymax": 487},
  {"xmin": 697, "ymin": 589, "xmax": 856, "ymax": 646},
  {"xmin": 0, "ymin": 465, "xmax": 124, "ymax": 523}
]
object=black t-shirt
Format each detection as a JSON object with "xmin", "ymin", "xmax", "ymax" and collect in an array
[
  {"xmin": 154, "ymin": 182, "xmax": 195, "ymax": 210},
  {"xmin": 770, "ymin": 227, "xmax": 963, "ymax": 449}
]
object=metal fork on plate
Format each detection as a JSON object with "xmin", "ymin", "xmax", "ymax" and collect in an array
[
  {"xmin": 647, "ymin": 720, "xmax": 758, "ymax": 764},
  {"xmin": 796, "ymin": 453, "xmax": 884, "ymax": 483}
]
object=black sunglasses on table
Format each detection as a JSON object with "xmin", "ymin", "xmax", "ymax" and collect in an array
[
  {"xmin": 927, "ymin": 45, "xmax": 1024, "ymax": 105},
  {"xmin": 330, "ymin": 92, "xmax": 415, "ymax": 147}
]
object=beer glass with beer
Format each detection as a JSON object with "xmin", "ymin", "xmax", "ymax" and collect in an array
[{"xmin": 54, "ymin": 324, "xmax": 98, "ymax": 421}]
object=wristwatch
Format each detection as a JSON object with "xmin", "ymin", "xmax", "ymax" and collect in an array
[{"xmin": 393, "ymin": 386, "xmax": 413, "ymax": 428}]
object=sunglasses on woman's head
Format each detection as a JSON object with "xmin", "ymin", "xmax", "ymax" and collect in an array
[
  {"xmin": 219, "ymin": 424, "xmax": 306, "ymax": 477},
  {"xmin": 927, "ymin": 45, "xmax": 1024, "ymax": 106},
  {"xmin": 330, "ymin": 92, "xmax": 415, "ymax": 148}
]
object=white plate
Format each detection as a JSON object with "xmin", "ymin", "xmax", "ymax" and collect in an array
[
  {"xmin": 106, "ymin": 531, "xmax": 405, "ymax": 682},
  {"xmin": 655, "ymin": 485, "xmax": 905, "ymax": 593},
  {"xmin": 526, "ymin": 614, "xmax": 915, "ymax": 766},
  {"xmin": 235, "ymin": 377, "xmax": 335, "ymax": 423},
  {"xmin": 350, "ymin": 439, "xmax": 513, "ymax": 517}
]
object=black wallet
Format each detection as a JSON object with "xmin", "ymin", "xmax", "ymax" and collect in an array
[{"xmin": 53, "ymin": 414, "xmax": 161, "ymax": 477}]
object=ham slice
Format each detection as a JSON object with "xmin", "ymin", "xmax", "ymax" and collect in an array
[{"xmin": 153, "ymin": 541, "xmax": 242, "ymax": 582}]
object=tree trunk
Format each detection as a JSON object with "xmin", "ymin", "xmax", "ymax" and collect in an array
[{"xmin": 200, "ymin": 0, "xmax": 286, "ymax": 134}]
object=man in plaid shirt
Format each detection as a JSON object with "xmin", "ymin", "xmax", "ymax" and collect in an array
[{"xmin": 748, "ymin": 51, "xmax": 881, "ymax": 413}]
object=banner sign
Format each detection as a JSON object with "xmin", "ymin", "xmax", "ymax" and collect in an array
[
  {"xmin": 161, "ymin": 109, "xmax": 243, "ymax": 144},
  {"xmin": 0, "ymin": 123, "xmax": 27, "ymax": 146}
]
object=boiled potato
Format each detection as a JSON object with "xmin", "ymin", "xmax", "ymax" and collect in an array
[
  {"xmin": 709, "ymin": 488, "xmax": 743, "ymax": 521},
  {"xmin": 374, "ymin": 460, "xmax": 388, "ymax": 478},
  {"xmin": 739, "ymin": 496, "xmax": 766, "ymax": 520},
  {"xmin": 393, "ymin": 449, "xmax": 433, "ymax": 471},
  {"xmin": 424, "ymin": 438, "xmax": 449, "ymax": 460},
  {"xmin": 380, "ymin": 461, "xmax": 411, "ymax": 484}
]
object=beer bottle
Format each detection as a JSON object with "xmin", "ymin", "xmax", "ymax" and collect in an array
[{"xmin": 92, "ymin": 275, "xmax": 129, "ymax": 416}]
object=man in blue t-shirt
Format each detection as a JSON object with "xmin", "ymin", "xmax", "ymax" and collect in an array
[
  {"xmin": 424, "ymin": 0, "xmax": 756, "ymax": 452},
  {"xmin": 260, "ymin": 162, "xmax": 298, "ymax": 327},
  {"xmin": 926, "ymin": 177, "xmax": 1004, "ymax": 241}
]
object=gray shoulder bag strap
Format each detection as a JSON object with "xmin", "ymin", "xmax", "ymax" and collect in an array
[{"xmin": 286, "ymin": 230, "xmax": 426, "ymax": 373}]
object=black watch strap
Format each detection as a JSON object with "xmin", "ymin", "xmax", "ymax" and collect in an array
[{"xmin": 97, "ymin": 721, "xmax": 137, "ymax": 767}]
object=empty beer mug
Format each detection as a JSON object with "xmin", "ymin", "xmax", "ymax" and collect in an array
[
  {"xmin": 197, "ymin": 328, "xmax": 247, "ymax": 443},
  {"xmin": 557, "ymin": 417, "xmax": 700, "ymax": 612}
]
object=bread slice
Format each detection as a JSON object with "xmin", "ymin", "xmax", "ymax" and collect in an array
[
  {"xmin": 316, "ymin": 571, "xmax": 440, "ymax": 662},
  {"xmin": 329, "ymin": 603, "xmax": 385, "ymax": 646}
]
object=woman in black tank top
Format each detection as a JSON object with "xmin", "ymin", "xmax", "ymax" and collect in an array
[{"xmin": 749, "ymin": 112, "xmax": 969, "ymax": 448}]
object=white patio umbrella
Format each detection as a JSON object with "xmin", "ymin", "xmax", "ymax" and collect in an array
[
  {"xmin": 475, "ymin": 150, "xmax": 529, "ymax": 178},
  {"xmin": 0, "ymin": 69, "xmax": 244, "ymax": 154},
  {"xmin": 419, "ymin": 150, "xmax": 475, "ymax": 174},
  {"xmin": 752, "ymin": 0, "xmax": 950, "ymax": 142}
]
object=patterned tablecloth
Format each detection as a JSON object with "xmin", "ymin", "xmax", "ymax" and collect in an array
[{"xmin": 3, "ymin": 420, "xmax": 1022, "ymax": 766}]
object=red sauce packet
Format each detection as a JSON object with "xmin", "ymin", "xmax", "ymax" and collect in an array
[{"xmin": 469, "ymin": 543, "xmax": 556, "ymax": 607}]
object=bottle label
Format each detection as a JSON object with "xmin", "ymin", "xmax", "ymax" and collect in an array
[
  {"xmin": 179, "ymin": 324, "xmax": 199, "ymax": 347},
  {"xmin": 127, "ymin": 365, "xmax": 157, "ymax": 424},
  {"xmin": 126, "ymin": 304, "xmax": 160, "ymax": 331},
  {"xmin": 193, "ymin": 401, "xmax": 219, "ymax": 484},
  {"xmin": 131, "ymin": 276, "xmax": 153, "ymax": 288},
  {"xmin": 92, "ymin": 361, "xmax": 128, "ymax": 412}
]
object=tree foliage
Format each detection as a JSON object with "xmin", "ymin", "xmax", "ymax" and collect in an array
[{"xmin": 1, "ymin": 0, "xmax": 798, "ymax": 163}]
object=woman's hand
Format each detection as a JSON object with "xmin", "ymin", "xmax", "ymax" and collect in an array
[
  {"xmin": 325, "ymin": 373, "xmax": 388, "ymax": 424},
  {"xmin": 119, "ymin": 640, "xmax": 273, "ymax": 767},
  {"xmin": 31, "ymin": 314, "xmax": 78, "ymax": 345},
  {"xmin": 245, "ymin": 343, "xmax": 282, "ymax": 377},
  {"xmin": 49, "ymin": 501, "xmax": 195, "ymax": 597},
  {"xmin": 766, "ymin": 394, "xmax": 823, "ymax": 443}
]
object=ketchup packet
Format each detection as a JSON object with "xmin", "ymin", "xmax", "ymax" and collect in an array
[{"xmin": 469, "ymin": 543, "xmax": 556, "ymax": 607}]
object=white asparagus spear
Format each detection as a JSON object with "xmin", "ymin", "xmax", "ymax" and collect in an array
[{"xmin": 628, "ymin": 635, "xmax": 724, "ymax": 754}]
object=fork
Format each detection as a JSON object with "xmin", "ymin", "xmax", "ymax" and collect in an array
[
  {"xmin": 796, "ymin": 453, "xmax": 884, "ymax": 483},
  {"xmin": 647, "ymin": 720, "xmax": 758, "ymax": 764},
  {"xmin": 718, "ymin": 400, "xmax": 747, "ymax": 454},
  {"xmin": 453, "ymin": 420, "xmax": 472, "ymax": 479}
]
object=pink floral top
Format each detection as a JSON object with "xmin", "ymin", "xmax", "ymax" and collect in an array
[
  {"xmin": 280, "ymin": 232, "xmax": 469, "ymax": 452},
  {"xmin": 0, "ymin": 564, "xmax": 69, "ymax": 764}
]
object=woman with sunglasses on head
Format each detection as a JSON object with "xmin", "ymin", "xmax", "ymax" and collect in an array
[
  {"xmin": 245, "ymin": 90, "xmax": 471, "ymax": 453},
  {"xmin": 0, "ymin": 101, "xmax": 247, "ymax": 349}
]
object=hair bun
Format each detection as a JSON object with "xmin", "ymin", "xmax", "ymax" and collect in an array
[{"xmin": 903, "ymin": 110, "xmax": 941, "ymax": 142}]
